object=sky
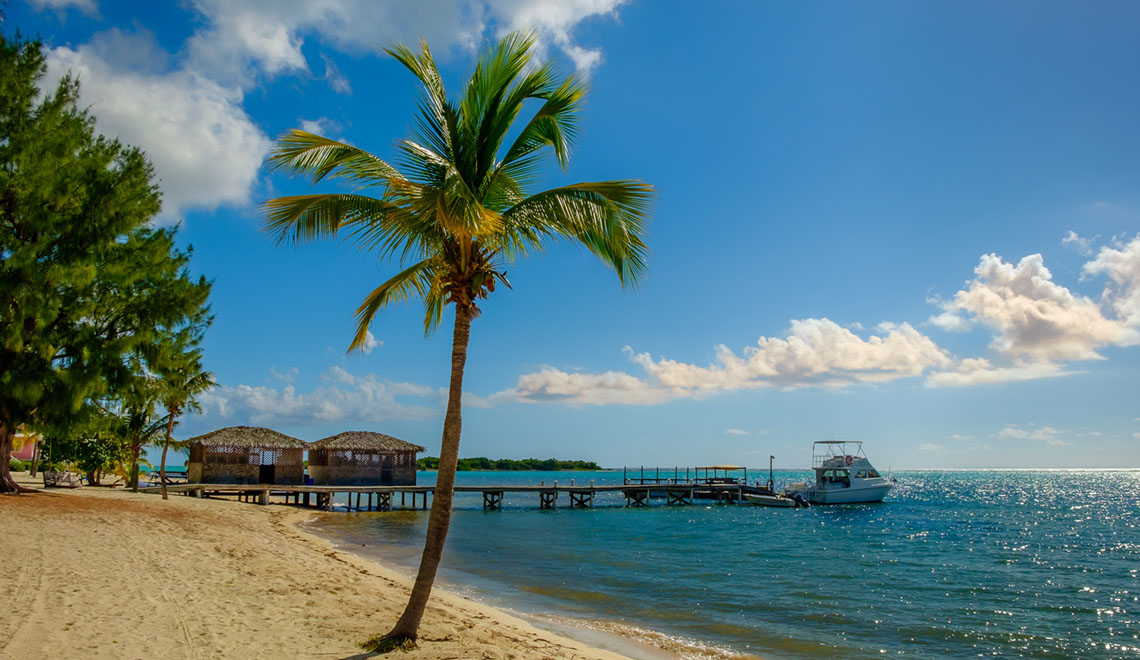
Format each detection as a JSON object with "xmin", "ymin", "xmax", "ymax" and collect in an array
[{"xmin": 7, "ymin": 0, "xmax": 1140, "ymax": 469}]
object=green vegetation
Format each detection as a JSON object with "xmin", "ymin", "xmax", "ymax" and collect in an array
[
  {"xmin": 417, "ymin": 456, "xmax": 601, "ymax": 471},
  {"xmin": 0, "ymin": 35, "xmax": 213, "ymax": 492},
  {"xmin": 263, "ymin": 32, "xmax": 651, "ymax": 645},
  {"xmin": 8, "ymin": 459, "xmax": 26, "ymax": 473}
]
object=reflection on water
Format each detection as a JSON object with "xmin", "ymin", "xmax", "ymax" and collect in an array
[{"xmin": 310, "ymin": 470, "xmax": 1140, "ymax": 659}]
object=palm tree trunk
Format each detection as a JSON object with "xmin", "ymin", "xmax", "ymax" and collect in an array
[
  {"xmin": 130, "ymin": 443, "xmax": 141, "ymax": 492},
  {"xmin": 383, "ymin": 303, "xmax": 473, "ymax": 643},
  {"xmin": 161, "ymin": 411, "xmax": 175, "ymax": 500}
]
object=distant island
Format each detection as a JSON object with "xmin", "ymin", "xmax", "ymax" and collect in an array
[{"xmin": 417, "ymin": 457, "xmax": 602, "ymax": 471}]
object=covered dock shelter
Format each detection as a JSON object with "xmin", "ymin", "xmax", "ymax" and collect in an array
[
  {"xmin": 307, "ymin": 431, "xmax": 424, "ymax": 486},
  {"xmin": 187, "ymin": 426, "xmax": 305, "ymax": 485}
]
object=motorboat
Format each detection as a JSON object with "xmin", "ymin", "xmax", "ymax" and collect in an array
[
  {"xmin": 784, "ymin": 441, "xmax": 894, "ymax": 504},
  {"xmin": 743, "ymin": 492, "xmax": 796, "ymax": 507}
]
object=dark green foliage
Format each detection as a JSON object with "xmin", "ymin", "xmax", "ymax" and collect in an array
[
  {"xmin": 0, "ymin": 35, "xmax": 212, "ymax": 492},
  {"xmin": 416, "ymin": 456, "xmax": 602, "ymax": 471},
  {"xmin": 8, "ymin": 459, "xmax": 25, "ymax": 472}
]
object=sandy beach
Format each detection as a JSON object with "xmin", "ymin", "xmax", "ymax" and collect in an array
[{"xmin": 0, "ymin": 474, "xmax": 635, "ymax": 660}]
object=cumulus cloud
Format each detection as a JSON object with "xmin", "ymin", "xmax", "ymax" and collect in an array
[
  {"xmin": 724, "ymin": 428, "xmax": 749, "ymax": 436},
  {"xmin": 42, "ymin": 35, "xmax": 270, "ymax": 221},
  {"xmin": 1083, "ymin": 235, "xmax": 1140, "ymax": 327},
  {"xmin": 185, "ymin": 0, "xmax": 625, "ymax": 83},
  {"xmin": 499, "ymin": 319, "xmax": 953, "ymax": 405},
  {"xmin": 928, "ymin": 252, "xmax": 1139, "ymax": 362},
  {"xmin": 189, "ymin": 365, "xmax": 495, "ymax": 429},
  {"xmin": 194, "ymin": 367, "xmax": 440, "ymax": 428},
  {"xmin": 498, "ymin": 366, "xmax": 675, "ymax": 406}
]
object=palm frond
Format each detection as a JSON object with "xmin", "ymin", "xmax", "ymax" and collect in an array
[
  {"xmin": 500, "ymin": 74, "xmax": 586, "ymax": 171},
  {"xmin": 500, "ymin": 181, "xmax": 654, "ymax": 286},
  {"xmin": 351, "ymin": 258, "xmax": 440, "ymax": 349},
  {"xmin": 263, "ymin": 194, "xmax": 401, "ymax": 246},
  {"xmin": 266, "ymin": 131, "xmax": 407, "ymax": 187},
  {"xmin": 387, "ymin": 40, "xmax": 457, "ymax": 165}
]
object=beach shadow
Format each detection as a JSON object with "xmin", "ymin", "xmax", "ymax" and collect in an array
[{"xmin": 336, "ymin": 653, "xmax": 379, "ymax": 660}]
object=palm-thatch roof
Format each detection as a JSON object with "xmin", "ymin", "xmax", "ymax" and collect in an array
[
  {"xmin": 310, "ymin": 431, "xmax": 425, "ymax": 453},
  {"xmin": 186, "ymin": 426, "xmax": 306, "ymax": 449}
]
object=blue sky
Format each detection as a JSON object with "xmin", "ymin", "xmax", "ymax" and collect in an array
[{"xmin": 10, "ymin": 1, "xmax": 1140, "ymax": 468}]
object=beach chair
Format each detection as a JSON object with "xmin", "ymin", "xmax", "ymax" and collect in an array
[{"xmin": 42, "ymin": 471, "xmax": 83, "ymax": 488}]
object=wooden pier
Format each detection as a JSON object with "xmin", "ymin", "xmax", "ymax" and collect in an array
[{"xmin": 139, "ymin": 480, "xmax": 769, "ymax": 511}]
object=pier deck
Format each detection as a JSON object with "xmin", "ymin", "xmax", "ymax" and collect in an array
[{"xmin": 139, "ymin": 481, "xmax": 776, "ymax": 511}]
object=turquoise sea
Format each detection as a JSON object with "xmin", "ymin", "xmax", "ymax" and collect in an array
[{"xmin": 310, "ymin": 470, "xmax": 1140, "ymax": 659}]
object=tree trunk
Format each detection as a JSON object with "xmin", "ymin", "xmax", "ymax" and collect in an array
[
  {"xmin": 30, "ymin": 441, "xmax": 40, "ymax": 477},
  {"xmin": 130, "ymin": 442, "xmax": 141, "ymax": 492},
  {"xmin": 0, "ymin": 419, "xmax": 34, "ymax": 494},
  {"xmin": 383, "ymin": 304, "xmax": 473, "ymax": 643},
  {"xmin": 161, "ymin": 411, "xmax": 176, "ymax": 500}
]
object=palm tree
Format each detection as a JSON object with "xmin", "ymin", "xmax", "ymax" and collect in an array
[
  {"xmin": 158, "ymin": 350, "xmax": 214, "ymax": 500},
  {"xmin": 263, "ymin": 32, "xmax": 652, "ymax": 646}
]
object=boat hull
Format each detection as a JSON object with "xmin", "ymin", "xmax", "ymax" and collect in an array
[
  {"xmin": 743, "ymin": 493, "xmax": 795, "ymax": 507},
  {"xmin": 808, "ymin": 483, "xmax": 893, "ymax": 504}
]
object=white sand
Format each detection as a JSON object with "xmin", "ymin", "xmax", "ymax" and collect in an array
[{"xmin": 0, "ymin": 474, "xmax": 639, "ymax": 660}]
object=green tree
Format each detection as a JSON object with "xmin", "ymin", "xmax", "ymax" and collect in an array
[
  {"xmin": 263, "ymin": 33, "xmax": 652, "ymax": 646},
  {"xmin": 0, "ymin": 36, "xmax": 212, "ymax": 493}
]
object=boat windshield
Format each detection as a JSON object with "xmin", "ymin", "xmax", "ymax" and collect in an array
[{"xmin": 811, "ymin": 441, "xmax": 868, "ymax": 469}]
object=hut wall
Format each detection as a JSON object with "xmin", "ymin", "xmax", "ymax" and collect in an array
[
  {"xmin": 309, "ymin": 449, "xmax": 418, "ymax": 486},
  {"xmin": 188, "ymin": 444, "xmax": 304, "ymax": 484},
  {"xmin": 201, "ymin": 462, "xmax": 260, "ymax": 484},
  {"xmin": 273, "ymin": 447, "xmax": 304, "ymax": 485}
]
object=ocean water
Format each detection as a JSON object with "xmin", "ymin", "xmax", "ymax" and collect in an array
[{"xmin": 310, "ymin": 470, "xmax": 1140, "ymax": 659}]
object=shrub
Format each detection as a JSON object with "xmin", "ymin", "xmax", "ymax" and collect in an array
[{"xmin": 8, "ymin": 459, "xmax": 27, "ymax": 472}]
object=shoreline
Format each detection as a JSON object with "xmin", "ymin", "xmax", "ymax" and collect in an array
[
  {"xmin": 0, "ymin": 473, "xmax": 637, "ymax": 660},
  {"xmin": 300, "ymin": 513, "xmax": 704, "ymax": 660}
]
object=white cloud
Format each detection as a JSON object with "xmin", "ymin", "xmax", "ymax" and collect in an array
[
  {"xmin": 194, "ymin": 367, "xmax": 439, "ymax": 428},
  {"xmin": 361, "ymin": 331, "xmax": 382, "ymax": 355},
  {"xmin": 995, "ymin": 424, "xmax": 1067, "ymax": 446},
  {"xmin": 497, "ymin": 366, "xmax": 675, "ymax": 406},
  {"xmin": 630, "ymin": 319, "xmax": 952, "ymax": 392},
  {"xmin": 918, "ymin": 443, "xmax": 942, "ymax": 451},
  {"xmin": 724, "ymin": 428, "xmax": 749, "ymax": 436},
  {"xmin": 1133, "ymin": 432, "xmax": 1140, "ymax": 440},
  {"xmin": 926, "ymin": 357, "xmax": 1074, "ymax": 387},
  {"xmin": 1083, "ymin": 235, "xmax": 1140, "ymax": 328},
  {"xmin": 1062, "ymin": 230, "xmax": 1097, "ymax": 256},
  {"xmin": 43, "ymin": 37, "xmax": 270, "ymax": 221},
  {"xmin": 184, "ymin": 0, "xmax": 625, "ymax": 82},
  {"xmin": 29, "ymin": 0, "xmax": 98, "ymax": 16},
  {"xmin": 929, "ymin": 252, "xmax": 1139, "ymax": 362},
  {"xmin": 320, "ymin": 54, "xmax": 351, "ymax": 94},
  {"xmin": 928, "ymin": 310, "xmax": 973, "ymax": 332},
  {"xmin": 500, "ymin": 319, "xmax": 952, "ymax": 405},
  {"xmin": 947, "ymin": 434, "xmax": 972, "ymax": 441}
]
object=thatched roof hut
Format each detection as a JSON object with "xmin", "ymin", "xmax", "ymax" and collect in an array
[
  {"xmin": 308, "ymin": 431, "xmax": 424, "ymax": 486},
  {"xmin": 188, "ymin": 426, "xmax": 305, "ymax": 485}
]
